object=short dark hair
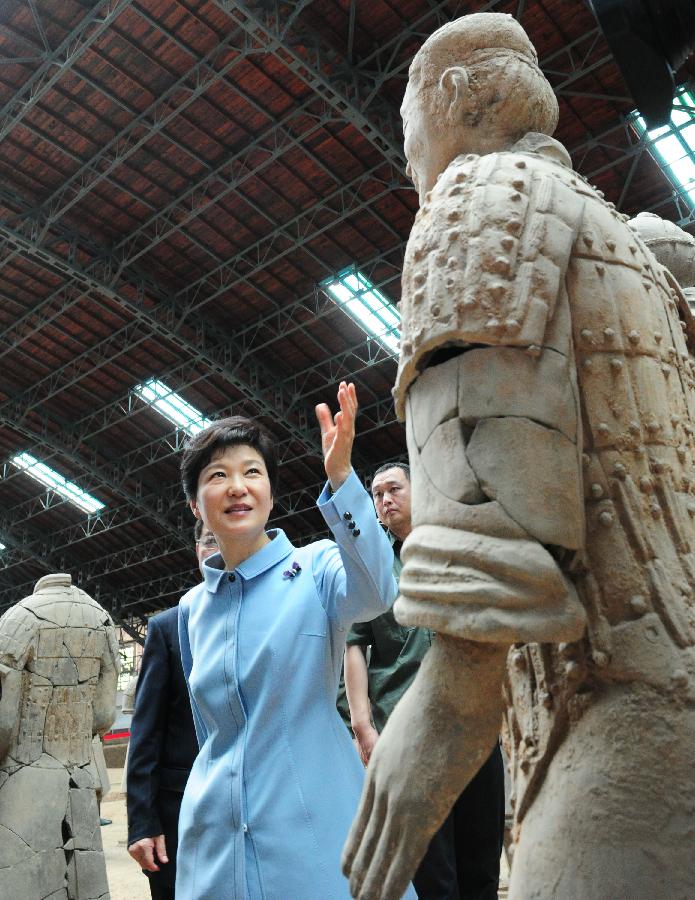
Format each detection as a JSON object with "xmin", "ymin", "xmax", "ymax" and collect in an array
[
  {"xmin": 372, "ymin": 461, "xmax": 410, "ymax": 482},
  {"xmin": 181, "ymin": 416, "xmax": 279, "ymax": 501}
]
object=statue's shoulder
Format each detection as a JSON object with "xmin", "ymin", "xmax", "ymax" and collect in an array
[
  {"xmin": 396, "ymin": 144, "xmax": 586, "ymax": 417},
  {"xmin": 0, "ymin": 602, "xmax": 38, "ymax": 667}
]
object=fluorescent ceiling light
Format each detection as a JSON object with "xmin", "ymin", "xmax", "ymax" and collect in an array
[
  {"xmin": 321, "ymin": 266, "xmax": 400, "ymax": 355},
  {"xmin": 0, "ymin": 541, "xmax": 5, "ymax": 550},
  {"xmin": 133, "ymin": 378, "xmax": 212, "ymax": 436},
  {"xmin": 11, "ymin": 451, "xmax": 104, "ymax": 514},
  {"xmin": 633, "ymin": 87, "xmax": 695, "ymax": 207}
]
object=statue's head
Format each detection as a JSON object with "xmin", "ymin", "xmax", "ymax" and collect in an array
[
  {"xmin": 401, "ymin": 12, "xmax": 559, "ymax": 201},
  {"xmin": 629, "ymin": 211, "xmax": 695, "ymax": 289}
]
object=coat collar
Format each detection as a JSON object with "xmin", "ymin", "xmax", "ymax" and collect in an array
[{"xmin": 201, "ymin": 529, "xmax": 295, "ymax": 592}]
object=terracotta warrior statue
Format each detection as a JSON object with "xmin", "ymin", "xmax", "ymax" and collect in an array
[
  {"xmin": 343, "ymin": 12, "xmax": 695, "ymax": 900},
  {"xmin": 0, "ymin": 573, "xmax": 119, "ymax": 899}
]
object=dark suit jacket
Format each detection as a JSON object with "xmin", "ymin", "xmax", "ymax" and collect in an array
[{"xmin": 126, "ymin": 605, "xmax": 198, "ymax": 886}]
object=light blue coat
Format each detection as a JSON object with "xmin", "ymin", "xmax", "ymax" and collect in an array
[{"xmin": 177, "ymin": 471, "xmax": 416, "ymax": 899}]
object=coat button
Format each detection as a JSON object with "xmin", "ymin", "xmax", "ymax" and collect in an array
[
  {"xmin": 343, "ymin": 511, "xmax": 352, "ymax": 520},
  {"xmin": 352, "ymin": 528, "xmax": 361, "ymax": 537},
  {"xmin": 348, "ymin": 521, "xmax": 355, "ymax": 530},
  {"xmin": 242, "ymin": 823, "xmax": 248, "ymax": 833},
  {"xmin": 229, "ymin": 573, "xmax": 236, "ymax": 582}
]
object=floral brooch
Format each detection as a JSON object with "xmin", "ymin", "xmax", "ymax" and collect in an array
[{"xmin": 283, "ymin": 561, "xmax": 302, "ymax": 579}]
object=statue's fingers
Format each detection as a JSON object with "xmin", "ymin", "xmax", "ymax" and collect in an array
[
  {"xmin": 342, "ymin": 776, "xmax": 375, "ymax": 875},
  {"xmin": 348, "ymin": 791, "xmax": 388, "ymax": 898},
  {"xmin": 380, "ymin": 836, "xmax": 422, "ymax": 900},
  {"xmin": 354, "ymin": 815, "xmax": 400, "ymax": 900}
]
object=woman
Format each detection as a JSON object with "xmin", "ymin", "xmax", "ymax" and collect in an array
[{"xmin": 176, "ymin": 382, "xmax": 414, "ymax": 899}]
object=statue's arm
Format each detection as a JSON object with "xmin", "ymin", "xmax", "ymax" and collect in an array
[
  {"xmin": 94, "ymin": 622, "xmax": 120, "ymax": 736},
  {"xmin": 0, "ymin": 665, "xmax": 23, "ymax": 761}
]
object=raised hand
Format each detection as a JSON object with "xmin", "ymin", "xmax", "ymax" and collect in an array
[{"xmin": 315, "ymin": 381, "xmax": 358, "ymax": 491}]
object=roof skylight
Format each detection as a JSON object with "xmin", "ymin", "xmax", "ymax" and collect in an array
[
  {"xmin": 633, "ymin": 87, "xmax": 695, "ymax": 208},
  {"xmin": 133, "ymin": 378, "xmax": 212, "ymax": 436},
  {"xmin": 11, "ymin": 452, "xmax": 104, "ymax": 514},
  {"xmin": 0, "ymin": 541, "xmax": 5, "ymax": 551},
  {"xmin": 321, "ymin": 266, "xmax": 400, "ymax": 355}
]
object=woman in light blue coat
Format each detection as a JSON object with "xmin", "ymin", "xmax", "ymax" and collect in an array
[{"xmin": 177, "ymin": 382, "xmax": 416, "ymax": 899}]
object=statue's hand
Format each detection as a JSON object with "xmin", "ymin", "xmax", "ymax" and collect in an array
[{"xmin": 341, "ymin": 678, "xmax": 464, "ymax": 900}]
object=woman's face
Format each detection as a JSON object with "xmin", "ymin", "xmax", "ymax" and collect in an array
[{"xmin": 190, "ymin": 443, "xmax": 273, "ymax": 557}]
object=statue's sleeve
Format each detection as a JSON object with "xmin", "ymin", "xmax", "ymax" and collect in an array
[
  {"xmin": 394, "ymin": 149, "xmax": 587, "ymax": 646},
  {"xmin": 0, "ymin": 604, "xmax": 37, "ymax": 670}
]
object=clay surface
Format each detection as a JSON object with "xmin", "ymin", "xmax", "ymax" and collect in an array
[
  {"xmin": 343, "ymin": 12, "xmax": 695, "ymax": 900},
  {"xmin": 0, "ymin": 573, "xmax": 119, "ymax": 899}
]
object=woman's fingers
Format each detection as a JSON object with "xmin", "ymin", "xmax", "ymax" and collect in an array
[{"xmin": 315, "ymin": 402, "xmax": 334, "ymax": 437}]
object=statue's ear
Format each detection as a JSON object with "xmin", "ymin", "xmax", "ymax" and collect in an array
[{"xmin": 439, "ymin": 66, "xmax": 474, "ymax": 120}]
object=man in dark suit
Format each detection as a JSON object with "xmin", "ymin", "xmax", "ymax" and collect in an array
[{"xmin": 127, "ymin": 522, "xmax": 218, "ymax": 900}]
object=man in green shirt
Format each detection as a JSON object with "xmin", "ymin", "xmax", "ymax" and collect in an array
[{"xmin": 343, "ymin": 462, "xmax": 505, "ymax": 900}]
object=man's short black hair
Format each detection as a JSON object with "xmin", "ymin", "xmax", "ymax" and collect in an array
[
  {"xmin": 181, "ymin": 416, "xmax": 279, "ymax": 502},
  {"xmin": 372, "ymin": 461, "xmax": 410, "ymax": 482}
]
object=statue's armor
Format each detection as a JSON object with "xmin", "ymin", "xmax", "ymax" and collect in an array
[
  {"xmin": 393, "ymin": 134, "xmax": 695, "ymax": 827},
  {"xmin": 0, "ymin": 576, "xmax": 118, "ymax": 769}
]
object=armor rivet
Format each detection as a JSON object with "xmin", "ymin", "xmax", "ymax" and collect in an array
[
  {"xmin": 643, "ymin": 281, "xmax": 652, "ymax": 292},
  {"xmin": 628, "ymin": 422, "xmax": 641, "ymax": 435},
  {"xmin": 591, "ymin": 483, "xmax": 604, "ymax": 497},
  {"xmin": 654, "ymin": 331, "xmax": 663, "ymax": 343},
  {"xmin": 630, "ymin": 595, "xmax": 648, "ymax": 615},
  {"xmin": 501, "ymin": 236, "xmax": 514, "ymax": 251},
  {"xmin": 515, "ymin": 159, "xmax": 527, "ymax": 168},
  {"xmin": 662, "ymin": 364, "xmax": 671, "ymax": 377},
  {"xmin": 506, "ymin": 220, "xmax": 522, "ymax": 234},
  {"xmin": 628, "ymin": 330, "xmax": 640, "ymax": 343},
  {"xmin": 448, "ymin": 210, "xmax": 460, "ymax": 222},
  {"xmin": 603, "ymin": 327, "xmax": 615, "ymax": 340},
  {"xmin": 583, "ymin": 234, "xmax": 594, "ymax": 248},
  {"xmin": 606, "ymin": 240, "xmax": 616, "ymax": 251},
  {"xmin": 596, "ymin": 189, "xmax": 604, "ymax": 198},
  {"xmin": 485, "ymin": 318, "xmax": 500, "ymax": 330},
  {"xmin": 565, "ymin": 661, "xmax": 581, "ymax": 677},
  {"xmin": 582, "ymin": 357, "xmax": 592, "ymax": 369},
  {"xmin": 628, "ymin": 244, "xmax": 637, "ymax": 254},
  {"xmin": 505, "ymin": 318, "xmax": 520, "ymax": 333},
  {"xmin": 597, "ymin": 422, "xmax": 610, "ymax": 433},
  {"xmin": 413, "ymin": 247, "xmax": 424, "ymax": 261},
  {"xmin": 592, "ymin": 651, "xmax": 609, "ymax": 668},
  {"xmin": 510, "ymin": 191, "xmax": 522, "ymax": 202},
  {"xmin": 596, "ymin": 264, "xmax": 606, "ymax": 277},
  {"xmin": 646, "ymin": 420, "xmax": 660, "ymax": 433},
  {"xmin": 414, "ymin": 272, "xmax": 425, "ymax": 286},
  {"xmin": 650, "ymin": 504, "xmax": 661, "ymax": 519},
  {"xmin": 520, "ymin": 759, "xmax": 531, "ymax": 772},
  {"xmin": 432, "ymin": 305, "xmax": 441, "ymax": 316},
  {"xmin": 448, "ymin": 186, "xmax": 462, "ymax": 197},
  {"xmin": 639, "ymin": 476, "xmax": 653, "ymax": 492},
  {"xmin": 512, "ymin": 179, "xmax": 524, "ymax": 190},
  {"xmin": 540, "ymin": 691, "xmax": 553, "ymax": 708},
  {"xmin": 612, "ymin": 463, "xmax": 627, "ymax": 479},
  {"xmin": 425, "ymin": 191, "xmax": 432, "ymax": 203},
  {"xmin": 526, "ymin": 344, "xmax": 541, "ymax": 357},
  {"xmin": 436, "ymin": 253, "xmax": 447, "ymax": 265},
  {"xmin": 599, "ymin": 510, "xmax": 614, "ymax": 526},
  {"xmin": 448, "ymin": 229, "xmax": 460, "ymax": 241},
  {"xmin": 455, "ymin": 171, "xmax": 466, "ymax": 183},
  {"xmin": 413, "ymin": 290, "xmax": 424, "ymax": 303},
  {"xmin": 672, "ymin": 670, "xmax": 688, "ymax": 688},
  {"xmin": 447, "ymin": 256, "xmax": 458, "ymax": 268},
  {"xmin": 677, "ymin": 446, "xmax": 687, "ymax": 462},
  {"xmin": 490, "ymin": 282, "xmax": 505, "ymax": 300},
  {"xmin": 445, "ymin": 278, "xmax": 455, "ymax": 289},
  {"xmin": 610, "ymin": 358, "xmax": 623, "ymax": 371},
  {"xmin": 580, "ymin": 328, "xmax": 592, "ymax": 340}
]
